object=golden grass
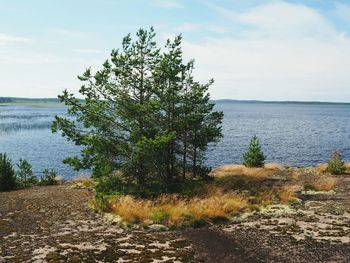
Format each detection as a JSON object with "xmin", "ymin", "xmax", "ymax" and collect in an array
[
  {"xmin": 345, "ymin": 163, "xmax": 350, "ymax": 173},
  {"xmin": 315, "ymin": 163, "xmax": 328, "ymax": 174},
  {"xmin": 97, "ymin": 163, "xmax": 339, "ymax": 228},
  {"xmin": 310, "ymin": 176, "xmax": 336, "ymax": 192},
  {"xmin": 264, "ymin": 163, "xmax": 284, "ymax": 170},
  {"xmin": 210, "ymin": 164, "xmax": 281, "ymax": 180},
  {"xmin": 278, "ymin": 184, "xmax": 301, "ymax": 203},
  {"xmin": 106, "ymin": 187, "xmax": 249, "ymax": 226},
  {"xmin": 71, "ymin": 175, "xmax": 95, "ymax": 188}
]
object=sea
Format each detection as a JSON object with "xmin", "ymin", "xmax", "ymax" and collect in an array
[{"xmin": 1, "ymin": 101, "xmax": 350, "ymax": 179}]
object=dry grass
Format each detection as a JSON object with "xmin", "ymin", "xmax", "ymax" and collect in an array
[
  {"xmin": 97, "ymin": 163, "xmax": 338, "ymax": 228},
  {"xmin": 345, "ymin": 163, "xmax": 350, "ymax": 173},
  {"xmin": 278, "ymin": 184, "xmax": 301, "ymax": 203},
  {"xmin": 310, "ymin": 176, "xmax": 337, "ymax": 192},
  {"xmin": 71, "ymin": 175, "xmax": 95, "ymax": 188},
  {"xmin": 106, "ymin": 186, "xmax": 249, "ymax": 226},
  {"xmin": 264, "ymin": 163, "xmax": 284, "ymax": 170},
  {"xmin": 315, "ymin": 163, "xmax": 328, "ymax": 174},
  {"xmin": 210, "ymin": 164, "xmax": 281, "ymax": 180}
]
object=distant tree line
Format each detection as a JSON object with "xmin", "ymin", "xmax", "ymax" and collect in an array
[
  {"xmin": 0, "ymin": 97, "xmax": 13, "ymax": 103},
  {"xmin": 52, "ymin": 28, "xmax": 224, "ymax": 195}
]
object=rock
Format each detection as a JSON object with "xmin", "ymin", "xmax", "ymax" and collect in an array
[
  {"xmin": 147, "ymin": 224, "xmax": 169, "ymax": 232},
  {"xmin": 70, "ymin": 182, "xmax": 85, "ymax": 189},
  {"xmin": 231, "ymin": 212, "xmax": 255, "ymax": 224},
  {"xmin": 103, "ymin": 213, "xmax": 123, "ymax": 225},
  {"xmin": 301, "ymin": 190, "xmax": 336, "ymax": 196},
  {"xmin": 55, "ymin": 176, "xmax": 64, "ymax": 183}
]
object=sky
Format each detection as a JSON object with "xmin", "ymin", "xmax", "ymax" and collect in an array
[{"xmin": 1, "ymin": 0, "xmax": 350, "ymax": 102}]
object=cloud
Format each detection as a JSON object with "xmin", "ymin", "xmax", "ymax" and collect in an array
[
  {"xmin": 211, "ymin": 1, "xmax": 334, "ymax": 38},
  {"xmin": 180, "ymin": 1, "xmax": 350, "ymax": 101},
  {"xmin": 175, "ymin": 23, "xmax": 201, "ymax": 32},
  {"xmin": 153, "ymin": 0, "xmax": 183, "ymax": 9},
  {"xmin": 0, "ymin": 33, "xmax": 30, "ymax": 45},
  {"xmin": 175, "ymin": 23, "xmax": 229, "ymax": 34}
]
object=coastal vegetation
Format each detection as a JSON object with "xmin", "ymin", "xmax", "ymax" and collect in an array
[
  {"xmin": 243, "ymin": 135, "xmax": 266, "ymax": 168},
  {"xmin": 16, "ymin": 159, "xmax": 37, "ymax": 188},
  {"xmin": 0, "ymin": 153, "xmax": 16, "ymax": 191},
  {"xmin": 45, "ymin": 28, "xmax": 349, "ymax": 229},
  {"xmin": 90, "ymin": 163, "xmax": 342, "ymax": 228},
  {"xmin": 326, "ymin": 150, "xmax": 346, "ymax": 175},
  {"xmin": 52, "ymin": 28, "xmax": 223, "ymax": 197},
  {"xmin": 0, "ymin": 155, "xmax": 58, "ymax": 191}
]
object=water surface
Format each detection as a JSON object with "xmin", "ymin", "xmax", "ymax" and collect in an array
[{"xmin": 1, "ymin": 102, "xmax": 350, "ymax": 178}]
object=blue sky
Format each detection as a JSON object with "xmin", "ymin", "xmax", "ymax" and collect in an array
[{"xmin": 1, "ymin": 0, "xmax": 350, "ymax": 101}]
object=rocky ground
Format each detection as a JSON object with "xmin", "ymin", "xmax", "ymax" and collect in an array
[{"xmin": 1, "ymin": 175, "xmax": 350, "ymax": 263}]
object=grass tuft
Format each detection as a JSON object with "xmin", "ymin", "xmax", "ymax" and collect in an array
[{"xmin": 310, "ymin": 176, "xmax": 336, "ymax": 192}]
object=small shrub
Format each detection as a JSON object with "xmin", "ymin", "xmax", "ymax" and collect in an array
[
  {"xmin": 16, "ymin": 159, "xmax": 37, "ymax": 188},
  {"xmin": 150, "ymin": 208, "xmax": 170, "ymax": 223},
  {"xmin": 326, "ymin": 150, "xmax": 346, "ymax": 175},
  {"xmin": 278, "ymin": 185, "xmax": 300, "ymax": 203},
  {"xmin": 39, "ymin": 169, "xmax": 58, "ymax": 186},
  {"xmin": 243, "ymin": 135, "xmax": 266, "ymax": 168},
  {"xmin": 315, "ymin": 163, "xmax": 328, "ymax": 174},
  {"xmin": 0, "ymin": 153, "xmax": 16, "ymax": 191},
  {"xmin": 310, "ymin": 176, "xmax": 336, "ymax": 192}
]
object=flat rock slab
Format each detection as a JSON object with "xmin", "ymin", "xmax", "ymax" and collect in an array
[
  {"xmin": 0, "ymin": 185, "xmax": 193, "ymax": 262},
  {"xmin": 184, "ymin": 175, "xmax": 350, "ymax": 263},
  {"xmin": 1, "ymin": 176, "xmax": 350, "ymax": 262}
]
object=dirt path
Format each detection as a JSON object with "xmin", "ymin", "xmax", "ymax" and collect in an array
[{"xmin": 1, "ymin": 176, "xmax": 350, "ymax": 262}]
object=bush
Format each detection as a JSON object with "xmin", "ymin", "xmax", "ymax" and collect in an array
[
  {"xmin": 243, "ymin": 136, "xmax": 266, "ymax": 168},
  {"xmin": 16, "ymin": 159, "xmax": 37, "ymax": 188},
  {"xmin": 0, "ymin": 153, "xmax": 16, "ymax": 191},
  {"xmin": 326, "ymin": 150, "xmax": 346, "ymax": 175},
  {"xmin": 39, "ymin": 169, "xmax": 58, "ymax": 186}
]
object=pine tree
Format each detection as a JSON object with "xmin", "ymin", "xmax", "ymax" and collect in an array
[
  {"xmin": 243, "ymin": 136, "xmax": 266, "ymax": 168},
  {"xmin": 52, "ymin": 28, "xmax": 223, "ymax": 195},
  {"xmin": 326, "ymin": 150, "xmax": 346, "ymax": 175},
  {"xmin": 0, "ymin": 153, "xmax": 16, "ymax": 191},
  {"xmin": 52, "ymin": 28, "xmax": 161, "ymax": 190},
  {"xmin": 16, "ymin": 159, "xmax": 37, "ymax": 187}
]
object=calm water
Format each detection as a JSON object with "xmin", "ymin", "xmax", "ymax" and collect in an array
[{"xmin": 1, "ymin": 102, "xmax": 350, "ymax": 179}]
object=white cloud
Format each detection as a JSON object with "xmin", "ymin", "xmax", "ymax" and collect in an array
[
  {"xmin": 153, "ymin": 0, "xmax": 183, "ymax": 9},
  {"xmin": 175, "ymin": 23, "xmax": 229, "ymax": 34},
  {"xmin": 175, "ymin": 23, "xmax": 201, "ymax": 32},
  {"xmin": 0, "ymin": 33, "xmax": 30, "ymax": 45},
  {"xmin": 211, "ymin": 1, "xmax": 334, "ymax": 39},
  {"xmin": 180, "ymin": 1, "xmax": 350, "ymax": 101}
]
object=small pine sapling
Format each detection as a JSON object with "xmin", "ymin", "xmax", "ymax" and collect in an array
[{"xmin": 243, "ymin": 135, "xmax": 266, "ymax": 168}]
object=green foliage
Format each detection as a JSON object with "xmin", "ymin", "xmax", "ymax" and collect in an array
[
  {"xmin": 0, "ymin": 153, "xmax": 16, "ymax": 191},
  {"xmin": 150, "ymin": 208, "xmax": 170, "ymax": 223},
  {"xmin": 39, "ymin": 169, "xmax": 58, "ymax": 186},
  {"xmin": 243, "ymin": 135, "xmax": 266, "ymax": 168},
  {"xmin": 52, "ymin": 28, "xmax": 223, "ymax": 196},
  {"xmin": 16, "ymin": 159, "xmax": 37, "ymax": 188},
  {"xmin": 95, "ymin": 173, "xmax": 138, "ymax": 197},
  {"xmin": 326, "ymin": 150, "xmax": 346, "ymax": 175}
]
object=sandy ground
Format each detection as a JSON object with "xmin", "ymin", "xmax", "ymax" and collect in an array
[{"xmin": 1, "ymin": 176, "xmax": 350, "ymax": 263}]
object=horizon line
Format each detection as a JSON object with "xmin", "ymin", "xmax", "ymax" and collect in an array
[{"xmin": 1, "ymin": 96, "xmax": 350, "ymax": 105}]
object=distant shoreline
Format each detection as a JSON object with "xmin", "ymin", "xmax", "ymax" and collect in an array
[
  {"xmin": 213, "ymin": 99, "xmax": 350, "ymax": 106},
  {"xmin": 1, "ymin": 97, "xmax": 350, "ymax": 106}
]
